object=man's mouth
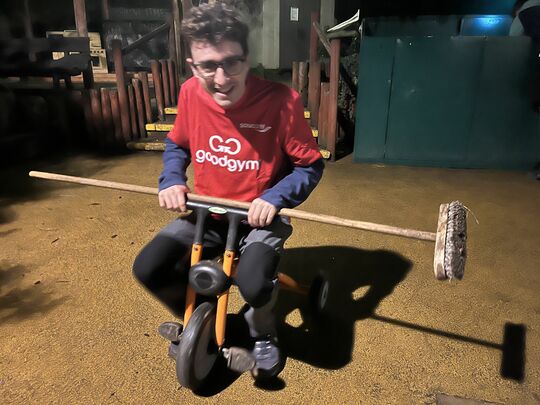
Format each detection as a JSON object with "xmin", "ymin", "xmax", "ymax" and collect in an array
[{"xmin": 213, "ymin": 86, "xmax": 233, "ymax": 96}]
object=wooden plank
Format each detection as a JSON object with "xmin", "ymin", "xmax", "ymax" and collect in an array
[
  {"xmin": 160, "ymin": 58, "xmax": 171, "ymax": 106},
  {"xmin": 127, "ymin": 141, "xmax": 166, "ymax": 151},
  {"xmin": 132, "ymin": 78, "xmax": 147, "ymax": 138},
  {"xmin": 145, "ymin": 123, "xmax": 174, "ymax": 132},
  {"xmin": 112, "ymin": 39, "xmax": 131, "ymax": 140},
  {"xmin": 165, "ymin": 107, "xmax": 178, "ymax": 114},
  {"xmin": 327, "ymin": 39, "xmax": 340, "ymax": 161},
  {"xmin": 299, "ymin": 61, "xmax": 308, "ymax": 103},
  {"xmin": 308, "ymin": 61, "xmax": 321, "ymax": 128},
  {"xmin": 73, "ymin": 0, "xmax": 88, "ymax": 37},
  {"xmin": 151, "ymin": 60, "xmax": 165, "ymax": 120},
  {"xmin": 101, "ymin": 0, "xmax": 110, "ymax": 20},
  {"xmin": 137, "ymin": 72, "xmax": 153, "ymax": 123},
  {"xmin": 127, "ymin": 84, "xmax": 138, "ymax": 139},
  {"xmin": 109, "ymin": 90, "xmax": 123, "ymax": 143},
  {"xmin": 304, "ymin": 111, "xmax": 310, "ymax": 119}
]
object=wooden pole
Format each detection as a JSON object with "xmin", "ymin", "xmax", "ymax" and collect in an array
[
  {"xmin": 100, "ymin": 88, "xmax": 114, "ymax": 145},
  {"xmin": 308, "ymin": 61, "xmax": 321, "ymax": 128},
  {"xmin": 28, "ymin": 171, "xmax": 438, "ymax": 242},
  {"xmin": 328, "ymin": 39, "xmax": 340, "ymax": 161},
  {"xmin": 127, "ymin": 84, "xmax": 138, "ymax": 140},
  {"xmin": 101, "ymin": 0, "xmax": 110, "ymax": 20},
  {"xmin": 112, "ymin": 39, "xmax": 131, "ymax": 139},
  {"xmin": 170, "ymin": 0, "xmax": 183, "ymax": 77},
  {"xmin": 151, "ymin": 60, "xmax": 165, "ymax": 120},
  {"xmin": 167, "ymin": 60, "xmax": 177, "ymax": 104},
  {"xmin": 89, "ymin": 89, "xmax": 103, "ymax": 147},
  {"xmin": 298, "ymin": 61, "xmax": 308, "ymax": 104},
  {"xmin": 109, "ymin": 90, "xmax": 123, "ymax": 143},
  {"xmin": 73, "ymin": 0, "xmax": 88, "ymax": 37},
  {"xmin": 23, "ymin": 0, "xmax": 36, "ymax": 62},
  {"xmin": 132, "ymin": 78, "xmax": 147, "ymax": 138},
  {"xmin": 160, "ymin": 59, "xmax": 171, "ymax": 107},
  {"xmin": 137, "ymin": 72, "xmax": 153, "ymax": 123},
  {"xmin": 292, "ymin": 61, "xmax": 299, "ymax": 91},
  {"xmin": 318, "ymin": 82, "xmax": 329, "ymax": 150}
]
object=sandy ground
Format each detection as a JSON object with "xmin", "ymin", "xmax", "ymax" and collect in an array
[{"xmin": 1, "ymin": 151, "xmax": 539, "ymax": 405}]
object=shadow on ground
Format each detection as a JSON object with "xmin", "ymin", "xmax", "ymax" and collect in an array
[
  {"xmin": 194, "ymin": 245, "xmax": 412, "ymax": 396},
  {"xmin": 0, "ymin": 262, "xmax": 65, "ymax": 324}
]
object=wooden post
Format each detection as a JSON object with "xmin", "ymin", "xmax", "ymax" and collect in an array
[
  {"xmin": 171, "ymin": 0, "xmax": 183, "ymax": 77},
  {"xmin": 73, "ymin": 0, "xmax": 88, "ymax": 37},
  {"xmin": 151, "ymin": 60, "xmax": 165, "ymax": 120},
  {"xmin": 168, "ymin": 60, "xmax": 177, "ymax": 104},
  {"xmin": 318, "ymin": 82, "xmax": 329, "ymax": 150},
  {"xmin": 172, "ymin": 59, "xmax": 179, "ymax": 98},
  {"xmin": 137, "ymin": 72, "xmax": 153, "ymax": 123},
  {"xmin": 132, "ymin": 78, "xmax": 147, "ymax": 138},
  {"xmin": 127, "ymin": 84, "xmax": 138, "ymax": 140},
  {"xmin": 100, "ymin": 88, "xmax": 114, "ymax": 145},
  {"xmin": 298, "ymin": 61, "xmax": 308, "ymax": 105},
  {"xmin": 112, "ymin": 39, "xmax": 131, "ymax": 139},
  {"xmin": 101, "ymin": 0, "xmax": 110, "ymax": 20},
  {"xmin": 89, "ymin": 89, "xmax": 103, "ymax": 147},
  {"xmin": 309, "ymin": 11, "xmax": 320, "ymax": 63},
  {"xmin": 308, "ymin": 61, "xmax": 321, "ymax": 128},
  {"xmin": 23, "ymin": 0, "xmax": 36, "ymax": 62},
  {"xmin": 79, "ymin": 91, "xmax": 95, "ymax": 143},
  {"xmin": 328, "ymin": 39, "xmax": 340, "ymax": 161},
  {"xmin": 160, "ymin": 59, "xmax": 171, "ymax": 107},
  {"xmin": 292, "ymin": 61, "xmax": 299, "ymax": 91},
  {"xmin": 109, "ymin": 90, "xmax": 123, "ymax": 143}
]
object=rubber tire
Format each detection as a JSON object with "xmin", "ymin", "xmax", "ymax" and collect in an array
[
  {"xmin": 309, "ymin": 274, "xmax": 330, "ymax": 316},
  {"xmin": 176, "ymin": 302, "xmax": 218, "ymax": 391}
]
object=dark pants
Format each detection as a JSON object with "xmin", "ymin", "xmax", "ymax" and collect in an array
[{"xmin": 132, "ymin": 214, "xmax": 292, "ymax": 336}]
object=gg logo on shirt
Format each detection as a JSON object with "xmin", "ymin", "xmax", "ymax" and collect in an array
[{"xmin": 195, "ymin": 135, "xmax": 260, "ymax": 173}]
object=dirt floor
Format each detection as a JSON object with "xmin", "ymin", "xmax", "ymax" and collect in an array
[{"xmin": 1, "ymin": 151, "xmax": 539, "ymax": 404}]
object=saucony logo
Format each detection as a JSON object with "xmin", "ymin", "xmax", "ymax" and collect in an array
[{"xmin": 239, "ymin": 123, "xmax": 272, "ymax": 133}]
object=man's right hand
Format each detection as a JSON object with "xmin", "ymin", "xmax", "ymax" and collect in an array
[{"xmin": 158, "ymin": 184, "xmax": 191, "ymax": 212}]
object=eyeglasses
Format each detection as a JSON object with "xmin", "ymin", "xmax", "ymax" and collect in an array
[{"xmin": 192, "ymin": 56, "xmax": 246, "ymax": 78}]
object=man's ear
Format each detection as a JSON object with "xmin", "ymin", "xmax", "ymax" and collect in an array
[{"xmin": 186, "ymin": 58, "xmax": 197, "ymax": 77}]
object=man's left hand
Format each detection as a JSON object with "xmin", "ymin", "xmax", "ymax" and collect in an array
[{"xmin": 248, "ymin": 198, "xmax": 278, "ymax": 228}]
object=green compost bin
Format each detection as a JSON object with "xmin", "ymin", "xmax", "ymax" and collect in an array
[{"xmin": 354, "ymin": 35, "xmax": 540, "ymax": 169}]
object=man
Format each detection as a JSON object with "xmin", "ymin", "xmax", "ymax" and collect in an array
[{"xmin": 132, "ymin": 2, "xmax": 324, "ymax": 379}]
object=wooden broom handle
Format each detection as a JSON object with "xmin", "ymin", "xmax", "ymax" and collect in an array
[{"xmin": 28, "ymin": 171, "xmax": 437, "ymax": 242}]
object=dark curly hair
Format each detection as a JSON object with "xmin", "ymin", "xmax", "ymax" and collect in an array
[{"xmin": 181, "ymin": 2, "xmax": 249, "ymax": 56}]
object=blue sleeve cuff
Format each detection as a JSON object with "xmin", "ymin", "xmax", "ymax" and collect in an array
[
  {"xmin": 260, "ymin": 158, "xmax": 324, "ymax": 210},
  {"xmin": 158, "ymin": 137, "xmax": 191, "ymax": 192}
]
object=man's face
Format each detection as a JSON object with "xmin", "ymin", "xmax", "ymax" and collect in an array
[{"xmin": 188, "ymin": 40, "xmax": 249, "ymax": 109}]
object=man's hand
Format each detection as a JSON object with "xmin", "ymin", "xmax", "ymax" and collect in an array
[
  {"xmin": 248, "ymin": 198, "xmax": 278, "ymax": 228},
  {"xmin": 158, "ymin": 184, "xmax": 191, "ymax": 212}
]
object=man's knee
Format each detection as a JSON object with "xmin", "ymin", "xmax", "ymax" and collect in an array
[
  {"xmin": 236, "ymin": 242, "xmax": 280, "ymax": 308},
  {"xmin": 132, "ymin": 235, "xmax": 189, "ymax": 288}
]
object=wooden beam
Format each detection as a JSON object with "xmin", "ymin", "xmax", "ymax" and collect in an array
[
  {"xmin": 312, "ymin": 21, "xmax": 331, "ymax": 55},
  {"xmin": 327, "ymin": 39, "xmax": 340, "ymax": 161},
  {"xmin": 298, "ymin": 61, "xmax": 308, "ymax": 104},
  {"xmin": 171, "ymin": 0, "xmax": 183, "ymax": 77},
  {"xmin": 89, "ymin": 89, "xmax": 103, "ymax": 147},
  {"xmin": 73, "ymin": 0, "xmax": 88, "ymax": 37},
  {"xmin": 160, "ymin": 59, "xmax": 171, "ymax": 106},
  {"xmin": 100, "ymin": 88, "xmax": 114, "ymax": 145},
  {"xmin": 109, "ymin": 90, "xmax": 123, "ymax": 143},
  {"xmin": 327, "ymin": 30, "xmax": 357, "ymax": 39},
  {"xmin": 137, "ymin": 72, "xmax": 153, "ymax": 123},
  {"xmin": 122, "ymin": 23, "xmax": 169, "ymax": 55},
  {"xmin": 318, "ymin": 82, "xmax": 329, "ymax": 150},
  {"xmin": 132, "ymin": 78, "xmax": 147, "ymax": 138},
  {"xmin": 308, "ymin": 61, "xmax": 321, "ymax": 128},
  {"xmin": 167, "ymin": 60, "xmax": 177, "ymax": 104},
  {"xmin": 309, "ymin": 11, "xmax": 320, "ymax": 64},
  {"xmin": 151, "ymin": 60, "xmax": 165, "ymax": 120},
  {"xmin": 101, "ymin": 0, "xmax": 110, "ymax": 20},
  {"xmin": 127, "ymin": 84, "xmax": 138, "ymax": 139},
  {"xmin": 292, "ymin": 61, "xmax": 299, "ymax": 91}
]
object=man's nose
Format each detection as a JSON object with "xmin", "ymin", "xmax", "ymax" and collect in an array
[{"xmin": 213, "ymin": 66, "xmax": 228, "ymax": 86}]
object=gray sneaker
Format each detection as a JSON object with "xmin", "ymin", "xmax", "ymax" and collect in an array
[{"xmin": 251, "ymin": 336, "xmax": 285, "ymax": 379}]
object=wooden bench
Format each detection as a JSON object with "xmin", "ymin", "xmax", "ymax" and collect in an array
[{"xmin": 0, "ymin": 37, "xmax": 94, "ymax": 89}]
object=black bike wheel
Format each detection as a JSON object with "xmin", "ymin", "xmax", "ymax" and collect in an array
[
  {"xmin": 176, "ymin": 302, "xmax": 218, "ymax": 391},
  {"xmin": 309, "ymin": 274, "xmax": 330, "ymax": 316}
]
